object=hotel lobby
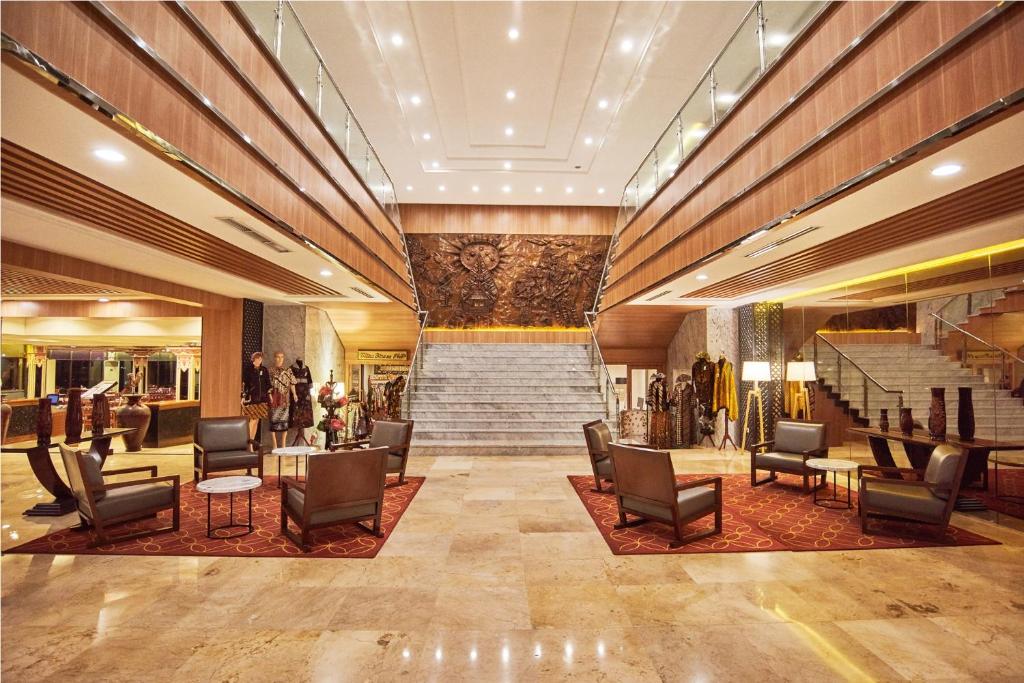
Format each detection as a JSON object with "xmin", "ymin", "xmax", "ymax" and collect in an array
[{"xmin": 2, "ymin": 1, "xmax": 1023, "ymax": 681}]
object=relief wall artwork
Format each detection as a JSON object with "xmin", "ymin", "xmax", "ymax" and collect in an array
[{"xmin": 406, "ymin": 234, "xmax": 611, "ymax": 328}]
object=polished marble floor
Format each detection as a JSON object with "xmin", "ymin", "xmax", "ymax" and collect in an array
[{"xmin": 2, "ymin": 439, "xmax": 1023, "ymax": 682}]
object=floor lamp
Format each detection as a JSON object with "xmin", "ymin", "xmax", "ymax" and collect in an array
[
  {"xmin": 786, "ymin": 361, "xmax": 816, "ymax": 420},
  {"xmin": 740, "ymin": 361, "xmax": 770, "ymax": 452}
]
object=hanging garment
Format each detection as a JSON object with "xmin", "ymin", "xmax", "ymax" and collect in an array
[
  {"xmin": 268, "ymin": 365, "xmax": 295, "ymax": 433},
  {"xmin": 289, "ymin": 364, "xmax": 314, "ymax": 429},
  {"xmin": 241, "ymin": 363, "xmax": 271, "ymax": 419},
  {"xmin": 646, "ymin": 376, "xmax": 670, "ymax": 449},
  {"xmin": 670, "ymin": 379, "xmax": 697, "ymax": 448},
  {"xmin": 691, "ymin": 354, "xmax": 716, "ymax": 419},
  {"xmin": 712, "ymin": 358, "xmax": 739, "ymax": 420},
  {"xmin": 385, "ymin": 376, "xmax": 406, "ymax": 419}
]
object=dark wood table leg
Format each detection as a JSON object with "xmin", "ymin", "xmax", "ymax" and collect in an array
[
  {"xmin": 23, "ymin": 443, "xmax": 77, "ymax": 516},
  {"xmin": 866, "ymin": 436, "xmax": 899, "ymax": 472},
  {"xmin": 960, "ymin": 447, "xmax": 990, "ymax": 490},
  {"xmin": 88, "ymin": 434, "xmax": 115, "ymax": 467},
  {"xmin": 901, "ymin": 441, "xmax": 934, "ymax": 470}
]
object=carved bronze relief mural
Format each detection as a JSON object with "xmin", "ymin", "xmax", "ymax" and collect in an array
[{"xmin": 406, "ymin": 233, "xmax": 611, "ymax": 328}]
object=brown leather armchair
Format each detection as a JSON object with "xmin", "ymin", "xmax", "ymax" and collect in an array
[
  {"xmin": 332, "ymin": 419, "xmax": 413, "ymax": 485},
  {"xmin": 608, "ymin": 443, "xmax": 722, "ymax": 547},
  {"xmin": 193, "ymin": 416, "xmax": 263, "ymax": 482},
  {"xmin": 59, "ymin": 443, "xmax": 180, "ymax": 547},
  {"xmin": 583, "ymin": 419, "xmax": 614, "ymax": 492},
  {"xmin": 750, "ymin": 419, "xmax": 829, "ymax": 493},
  {"xmin": 280, "ymin": 447, "xmax": 389, "ymax": 552},
  {"xmin": 859, "ymin": 444, "xmax": 966, "ymax": 538}
]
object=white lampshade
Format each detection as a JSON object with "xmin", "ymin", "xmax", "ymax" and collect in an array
[
  {"xmin": 742, "ymin": 361, "xmax": 771, "ymax": 382},
  {"xmin": 786, "ymin": 361, "xmax": 817, "ymax": 382}
]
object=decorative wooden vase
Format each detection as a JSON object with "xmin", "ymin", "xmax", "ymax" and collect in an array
[
  {"xmin": 878, "ymin": 408, "xmax": 889, "ymax": 432},
  {"xmin": 957, "ymin": 386, "xmax": 975, "ymax": 441},
  {"xmin": 116, "ymin": 394, "xmax": 151, "ymax": 452},
  {"xmin": 928, "ymin": 387, "xmax": 946, "ymax": 440},
  {"xmin": 91, "ymin": 394, "xmax": 110, "ymax": 435},
  {"xmin": 899, "ymin": 407, "xmax": 914, "ymax": 436},
  {"xmin": 65, "ymin": 388, "xmax": 84, "ymax": 442},
  {"xmin": 1, "ymin": 401, "xmax": 11, "ymax": 443},
  {"xmin": 36, "ymin": 398, "xmax": 52, "ymax": 445}
]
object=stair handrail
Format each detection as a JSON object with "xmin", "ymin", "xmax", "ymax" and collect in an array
[
  {"xmin": 400, "ymin": 310, "xmax": 429, "ymax": 419},
  {"xmin": 813, "ymin": 333, "xmax": 903, "ymax": 423},
  {"xmin": 584, "ymin": 310, "xmax": 620, "ymax": 433},
  {"xmin": 930, "ymin": 314, "xmax": 1023, "ymax": 386}
]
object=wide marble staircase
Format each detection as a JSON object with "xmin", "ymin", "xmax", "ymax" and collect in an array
[
  {"xmin": 407, "ymin": 343, "xmax": 611, "ymax": 455},
  {"xmin": 812, "ymin": 342, "xmax": 1024, "ymax": 442}
]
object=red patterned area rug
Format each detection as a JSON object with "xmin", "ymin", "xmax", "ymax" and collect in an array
[
  {"xmin": 5, "ymin": 476, "xmax": 424, "ymax": 559},
  {"xmin": 972, "ymin": 467, "xmax": 1024, "ymax": 520},
  {"xmin": 568, "ymin": 474, "xmax": 997, "ymax": 555}
]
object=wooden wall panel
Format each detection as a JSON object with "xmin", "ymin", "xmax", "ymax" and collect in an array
[
  {"xmin": 401, "ymin": 204, "xmax": 618, "ymax": 235},
  {"xmin": 603, "ymin": 348, "xmax": 668, "ymax": 367},
  {"xmin": 602, "ymin": 1, "xmax": 1024, "ymax": 308},
  {"xmin": 423, "ymin": 329, "xmax": 589, "ymax": 344},
  {"xmin": 200, "ymin": 300, "xmax": 243, "ymax": 418},
  {"xmin": 594, "ymin": 305, "xmax": 699, "ymax": 350},
  {"xmin": 1, "ymin": 1, "xmax": 415, "ymax": 308}
]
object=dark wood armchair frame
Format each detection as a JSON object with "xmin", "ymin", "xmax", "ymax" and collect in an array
[
  {"xmin": 63, "ymin": 447, "xmax": 180, "ymax": 548},
  {"xmin": 583, "ymin": 418, "xmax": 613, "ymax": 493},
  {"xmin": 857, "ymin": 458, "xmax": 967, "ymax": 539},
  {"xmin": 329, "ymin": 419, "xmax": 414, "ymax": 486},
  {"xmin": 749, "ymin": 420, "xmax": 829, "ymax": 493},
  {"xmin": 615, "ymin": 476, "xmax": 723, "ymax": 548},
  {"xmin": 193, "ymin": 423, "xmax": 264, "ymax": 482}
]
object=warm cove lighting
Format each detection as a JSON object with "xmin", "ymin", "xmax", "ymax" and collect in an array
[
  {"xmin": 97, "ymin": 298, "xmax": 111, "ymax": 303},
  {"xmin": 931, "ymin": 163, "xmax": 962, "ymax": 176},
  {"xmin": 93, "ymin": 148, "xmax": 125, "ymax": 163}
]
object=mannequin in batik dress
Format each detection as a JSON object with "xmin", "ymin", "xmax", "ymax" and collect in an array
[
  {"xmin": 691, "ymin": 352, "xmax": 716, "ymax": 421},
  {"xmin": 646, "ymin": 372, "xmax": 670, "ymax": 449},
  {"xmin": 289, "ymin": 359, "xmax": 314, "ymax": 445},
  {"xmin": 669, "ymin": 373, "xmax": 697, "ymax": 448},
  {"xmin": 267, "ymin": 351, "xmax": 297, "ymax": 449}
]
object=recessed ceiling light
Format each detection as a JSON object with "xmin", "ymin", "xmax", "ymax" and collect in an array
[
  {"xmin": 298, "ymin": 186, "xmax": 306, "ymax": 193},
  {"xmin": 405, "ymin": 185, "xmax": 413, "ymax": 191},
  {"xmin": 390, "ymin": 33, "xmax": 404, "ymax": 47},
  {"xmin": 716, "ymin": 92, "xmax": 739, "ymax": 105},
  {"xmin": 535, "ymin": 186, "xmax": 543, "ymax": 193},
  {"xmin": 619, "ymin": 38, "xmax": 634, "ymax": 53},
  {"xmin": 506, "ymin": 89, "xmax": 516, "ymax": 101},
  {"xmin": 597, "ymin": 99, "xmax": 609, "ymax": 110},
  {"xmin": 767, "ymin": 33, "xmax": 790, "ymax": 47},
  {"xmin": 201, "ymin": 96, "xmax": 212, "ymax": 107},
  {"xmin": 695, "ymin": 274, "xmax": 709, "ymax": 281},
  {"xmin": 504, "ymin": 126, "xmax": 514, "ymax": 137},
  {"xmin": 422, "ymin": 132, "xmax": 432, "ymax": 140},
  {"xmin": 93, "ymin": 148, "xmax": 125, "ymax": 163},
  {"xmin": 503, "ymin": 161, "xmax": 511, "ymax": 170},
  {"xmin": 597, "ymin": 187, "xmax": 605, "ymax": 194},
  {"xmin": 243, "ymin": 134, "xmax": 252, "ymax": 144},
  {"xmin": 508, "ymin": 27, "xmax": 519, "ymax": 40},
  {"xmin": 438, "ymin": 185, "xmax": 446, "ymax": 191},
  {"xmin": 740, "ymin": 228, "xmax": 769, "ymax": 245},
  {"xmin": 97, "ymin": 298, "xmax": 111, "ymax": 303},
  {"xmin": 320, "ymin": 269, "xmax": 332, "ymax": 277},
  {"xmin": 472, "ymin": 185, "xmax": 480, "ymax": 192},
  {"xmin": 502, "ymin": 185, "xmax": 511, "ymax": 193},
  {"xmin": 565, "ymin": 186, "xmax": 574, "ymax": 194},
  {"xmin": 431, "ymin": 161, "xmax": 439, "ymax": 169},
  {"xmin": 931, "ymin": 163, "xmax": 962, "ymax": 177},
  {"xmin": 584, "ymin": 136, "xmax": 593, "ymax": 146}
]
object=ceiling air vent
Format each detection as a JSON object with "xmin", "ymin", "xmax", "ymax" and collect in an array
[
  {"xmin": 646, "ymin": 290, "xmax": 672, "ymax": 302},
  {"xmin": 745, "ymin": 226, "xmax": 820, "ymax": 259},
  {"xmin": 217, "ymin": 217, "xmax": 291, "ymax": 254},
  {"xmin": 350, "ymin": 286, "xmax": 375, "ymax": 299}
]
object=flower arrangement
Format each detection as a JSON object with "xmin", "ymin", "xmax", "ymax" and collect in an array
[{"xmin": 316, "ymin": 382, "xmax": 348, "ymax": 445}]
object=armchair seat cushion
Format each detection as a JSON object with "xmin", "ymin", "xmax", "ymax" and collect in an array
[
  {"xmin": 94, "ymin": 482, "xmax": 175, "ymax": 520},
  {"xmin": 285, "ymin": 488, "xmax": 378, "ymax": 526},
  {"xmin": 623, "ymin": 487, "xmax": 716, "ymax": 521},
  {"xmin": 205, "ymin": 450, "xmax": 259, "ymax": 468},
  {"xmin": 861, "ymin": 481, "xmax": 946, "ymax": 520},
  {"xmin": 595, "ymin": 457, "xmax": 613, "ymax": 477},
  {"xmin": 755, "ymin": 451, "xmax": 806, "ymax": 471}
]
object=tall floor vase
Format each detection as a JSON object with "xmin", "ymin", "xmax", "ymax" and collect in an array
[
  {"xmin": 928, "ymin": 387, "xmax": 946, "ymax": 441},
  {"xmin": 957, "ymin": 386, "xmax": 975, "ymax": 441},
  {"xmin": 116, "ymin": 395, "xmax": 151, "ymax": 452}
]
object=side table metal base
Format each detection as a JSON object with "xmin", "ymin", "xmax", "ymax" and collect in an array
[
  {"xmin": 813, "ymin": 470, "xmax": 852, "ymax": 510},
  {"xmin": 205, "ymin": 489, "xmax": 254, "ymax": 539}
]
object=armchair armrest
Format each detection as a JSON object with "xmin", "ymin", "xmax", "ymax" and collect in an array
[
  {"xmin": 748, "ymin": 440, "xmax": 774, "ymax": 452},
  {"xmin": 194, "ymin": 444, "xmax": 208, "ymax": 455},
  {"xmin": 280, "ymin": 476, "xmax": 306, "ymax": 493},
  {"xmin": 676, "ymin": 476, "xmax": 722, "ymax": 491},
  {"xmin": 858, "ymin": 465, "xmax": 923, "ymax": 478},
  {"xmin": 97, "ymin": 474, "xmax": 180, "ymax": 492},
  {"xmin": 328, "ymin": 438, "xmax": 371, "ymax": 451},
  {"xmin": 800, "ymin": 447, "xmax": 828, "ymax": 460},
  {"xmin": 102, "ymin": 466, "xmax": 158, "ymax": 478},
  {"xmin": 860, "ymin": 476, "xmax": 937, "ymax": 490}
]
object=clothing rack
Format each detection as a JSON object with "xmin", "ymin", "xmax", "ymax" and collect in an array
[{"xmin": 717, "ymin": 408, "xmax": 738, "ymax": 451}]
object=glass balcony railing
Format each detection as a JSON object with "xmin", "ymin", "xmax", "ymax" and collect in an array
[
  {"xmin": 616, "ymin": 0, "xmax": 825, "ymax": 231},
  {"xmin": 237, "ymin": 1, "xmax": 400, "ymax": 227}
]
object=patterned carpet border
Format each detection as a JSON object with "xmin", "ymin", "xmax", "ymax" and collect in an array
[
  {"xmin": 5, "ymin": 476, "xmax": 424, "ymax": 559},
  {"xmin": 568, "ymin": 473, "xmax": 998, "ymax": 555}
]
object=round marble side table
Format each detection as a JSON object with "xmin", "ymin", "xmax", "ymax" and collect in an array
[
  {"xmin": 806, "ymin": 458, "xmax": 859, "ymax": 510},
  {"xmin": 269, "ymin": 446, "xmax": 319, "ymax": 487},
  {"xmin": 196, "ymin": 475, "xmax": 262, "ymax": 538}
]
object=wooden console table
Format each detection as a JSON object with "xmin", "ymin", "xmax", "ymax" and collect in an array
[
  {"xmin": 2, "ymin": 428, "xmax": 136, "ymax": 516},
  {"xmin": 848, "ymin": 426, "xmax": 1024, "ymax": 491}
]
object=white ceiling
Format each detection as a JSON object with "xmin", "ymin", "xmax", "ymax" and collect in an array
[
  {"xmin": 627, "ymin": 110, "xmax": 1024, "ymax": 308},
  {"xmin": 293, "ymin": 1, "xmax": 751, "ymax": 206}
]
